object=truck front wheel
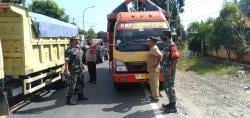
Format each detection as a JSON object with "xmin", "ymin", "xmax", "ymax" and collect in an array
[{"xmin": 114, "ymin": 83, "xmax": 124, "ymax": 91}]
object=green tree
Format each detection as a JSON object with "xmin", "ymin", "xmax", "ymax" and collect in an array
[
  {"xmin": 29, "ymin": 0, "xmax": 69, "ymax": 22},
  {"xmin": 85, "ymin": 28, "xmax": 97, "ymax": 39},
  {"xmin": 97, "ymin": 31, "xmax": 106, "ymax": 39},
  {"xmin": 187, "ymin": 22, "xmax": 202, "ymax": 54},
  {"xmin": 239, "ymin": 0, "xmax": 250, "ymax": 16},
  {"xmin": 187, "ymin": 21, "xmax": 214, "ymax": 55},
  {"xmin": 150, "ymin": 0, "xmax": 184, "ymax": 28},
  {"xmin": 219, "ymin": 3, "xmax": 249, "ymax": 62}
]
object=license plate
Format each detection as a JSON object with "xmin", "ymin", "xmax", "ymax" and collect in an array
[{"xmin": 135, "ymin": 74, "xmax": 148, "ymax": 80}]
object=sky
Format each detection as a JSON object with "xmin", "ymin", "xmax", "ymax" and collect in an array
[
  {"xmin": 55, "ymin": 0, "xmax": 124, "ymax": 32},
  {"xmin": 26, "ymin": 0, "xmax": 225, "ymax": 32},
  {"xmin": 180, "ymin": 0, "xmax": 224, "ymax": 29}
]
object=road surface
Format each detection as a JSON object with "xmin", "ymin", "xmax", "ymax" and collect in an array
[{"xmin": 10, "ymin": 61, "xmax": 250, "ymax": 118}]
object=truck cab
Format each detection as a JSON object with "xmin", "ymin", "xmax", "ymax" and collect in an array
[{"xmin": 111, "ymin": 11, "xmax": 169, "ymax": 85}]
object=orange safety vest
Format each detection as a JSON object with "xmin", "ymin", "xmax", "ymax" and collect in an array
[
  {"xmin": 171, "ymin": 44, "xmax": 180, "ymax": 58},
  {"xmin": 90, "ymin": 46, "xmax": 96, "ymax": 54}
]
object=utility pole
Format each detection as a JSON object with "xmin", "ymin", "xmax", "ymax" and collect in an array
[
  {"xmin": 72, "ymin": 18, "xmax": 75, "ymax": 24},
  {"xmin": 136, "ymin": 0, "xmax": 139, "ymax": 11},
  {"xmin": 166, "ymin": 0, "xmax": 170, "ymax": 27},
  {"xmin": 83, "ymin": 6, "xmax": 95, "ymax": 30}
]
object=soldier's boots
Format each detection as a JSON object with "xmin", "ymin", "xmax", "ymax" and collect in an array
[
  {"xmin": 78, "ymin": 94, "xmax": 89, "ymax": 101},
  {"xmin": 162, "ymin": 102, "xmax": 177, "ymax": 113},
  {"xmin": 66, "ymin": 95, "xmax": 78, "ymax": 105}
]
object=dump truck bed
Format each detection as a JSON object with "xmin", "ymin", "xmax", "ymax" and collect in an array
[{"xmin": 0, "ymin": 4, "xmax": 70, "ymax": 78}]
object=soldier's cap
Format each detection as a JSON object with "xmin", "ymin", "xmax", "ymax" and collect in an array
[
  {"xmin": 147, "ymin": 36, "xmax": 159, "ymax": 43},
  {"xmin": 162, "ymin": 30, "xmax": 172, "ymax": 36}
]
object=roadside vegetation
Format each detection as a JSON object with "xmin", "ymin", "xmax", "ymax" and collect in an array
[
  {"xmin": 177, "ymin": 44, "xmax": 240, "ymax": 77},
  {"xmin": 177, "ymin": 57, "xmax": 239, "ymax": 76},
  {"xmin": 186, "ymin": 1, "xmax": 250, "ymax": 63}
]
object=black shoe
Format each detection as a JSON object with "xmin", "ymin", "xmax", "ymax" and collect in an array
[
  {"xmin": 66, "ymin": 96, "xmax": 77, "ymax": 105},
  {"xmin": 164, "ymin": 107, "xmax": 177, "ymax": 113},
  {"xmin": 66, "ymin": 96, "xmax": 71, "ymax": 104},
  {"xmin": 88, "ymin": 80, "xmax": 93, "ymax": 83},
  {"xmin": 150, "ymin": 98, "xmax": 159, "ymax": 103},
  {"xmin": 162, "ymin": 103, "xmax": 170, "ymax": 108},
  {"xmin": 92, "ymin": 81, "xmax": 96, "ymax": 84},
  {"xmin": 148, "ymin": 96, "xmax": 153, "ymax": 99},
  {"xmin": 164, "ymin": 102, "xmax": 177, "ymax": 113},
  {"xmin": 78, "ymin": 95, "xmax": 89, "ymax": 101}
]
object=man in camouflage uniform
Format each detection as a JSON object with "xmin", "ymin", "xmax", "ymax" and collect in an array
[
  {"xmin": 64, "ymin": 37, "xmax": 88, "ymax": 105},
  {"xmin": 161, "ymin": 30, "xmax": 180, "ymax": 113}
]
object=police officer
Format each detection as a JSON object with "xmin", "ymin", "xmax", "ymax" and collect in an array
[
  {"xmin": 161, "ymin": 30, "xmax": 180, "ymax": 113},
  {"xmin": 64, "ymin": 37, "xmax": 88, "ymax": 105},
  {"xmin": 147, "ymin": 37, "xmax": 162, "ymax": 102}
]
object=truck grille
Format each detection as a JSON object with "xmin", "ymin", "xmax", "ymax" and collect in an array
[{"xmin": 125, "ymin": 62, "xmax": 147, "ymax": 73}]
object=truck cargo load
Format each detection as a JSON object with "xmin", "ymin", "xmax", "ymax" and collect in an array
[{"xmin": 0, "ymin": 3, "xmax": 78, "ymax": 98}]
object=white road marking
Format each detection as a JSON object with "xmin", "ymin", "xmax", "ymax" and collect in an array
[{"xmin": 143, "ymin": 85, "xmax": 165, "ymax": 118}]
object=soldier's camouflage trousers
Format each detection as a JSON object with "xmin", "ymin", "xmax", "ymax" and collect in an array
[
  {"xmin": 163, "ymin": 67, "xmax": 176, "ymax": 103},
  {"xmin": 66, "ymin": 72, "xmax": 84, "ymax": 97}
]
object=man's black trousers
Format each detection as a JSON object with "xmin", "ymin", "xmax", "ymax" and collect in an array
[{"xmin": 87, "ymin": 62, "xmax": 96, "ymax": 82}]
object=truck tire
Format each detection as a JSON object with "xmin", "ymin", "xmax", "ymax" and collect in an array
[
  {"xmin": 114, "ymin": 83, "xmax": 123, "ymax": 91},
  {"xmin": 0, "ymin": 88, "xmax": 9, "ymax": 118}
]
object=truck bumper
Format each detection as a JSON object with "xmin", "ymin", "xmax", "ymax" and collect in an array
[{"xmin": 113, "ymin": 73, "xmax": 163, "ymax": 83}]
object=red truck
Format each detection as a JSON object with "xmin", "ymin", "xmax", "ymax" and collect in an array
[{"xmin": 107, "ymin": 0, "xmax": 170, "ymax": 89}]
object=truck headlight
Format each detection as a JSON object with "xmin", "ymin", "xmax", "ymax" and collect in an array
[
  {"xmin": 116, "ymin": 66, "xmax": 127, "ymax": 72},
  {"xmin": 115, "ymin": 60, "xmax": 128, "ymax": 72}
]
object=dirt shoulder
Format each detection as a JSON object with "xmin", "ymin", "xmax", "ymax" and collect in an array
[{"xmin": 174, "ymin": 70, "xmax": 250, "ymax": 118}]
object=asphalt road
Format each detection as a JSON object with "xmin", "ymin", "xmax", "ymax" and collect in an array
[{"xmin": 10, "ymin": 62, "xmax": 177, "ymax": 118}]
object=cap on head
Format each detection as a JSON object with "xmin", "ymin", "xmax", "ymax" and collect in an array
[
  {"xmin": 162, "ymin": 30, "xmax": 172, "ymax": 38},
  {"xmin": 147, "ymin": 36, "xmax": 159, "ymax": 43}
]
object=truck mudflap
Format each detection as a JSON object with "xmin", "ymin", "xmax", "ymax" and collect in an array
[
  {"xmin": 0, "ymin": 88, "xmax": 9, "ymax": 118},
  {"xmin": 113, "ymin": 73, "xmax": 163, "ymax": 83}
]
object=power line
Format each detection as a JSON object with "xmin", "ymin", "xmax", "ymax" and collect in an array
[
  {"xmin": 185, "ymin": 0, "xmax": 215, "ymax": 11},
  {"xmin": 182, "ymin": 9, "xmax": 221, "ymax": 22},
  {"xmin": 185, "ymin": 0, "xmax": 210, "ymax": 7}
]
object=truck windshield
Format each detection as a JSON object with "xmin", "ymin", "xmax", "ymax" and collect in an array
[{"xmin": 115, "ymin": 28, "xmax": 167, "ymax": 52}]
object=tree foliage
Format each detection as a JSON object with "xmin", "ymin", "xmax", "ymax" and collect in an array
[
  {"xmin": 239, "ymin": 0, "xmax": 250, "ymax": 16},
  {"xmin": 85, "ymin": 28, "xmax": 97, "ymax": 39},
  {"xmin": 29, "ymin": 0, "xmax": 69, "ymax": 22},
  {"xmin": 187, "ymin": 2, "xmax": 249, "ymax": 62},
  {"xmin": 97, "ymin": 31, "xmax": 106, "ymax": 39}
]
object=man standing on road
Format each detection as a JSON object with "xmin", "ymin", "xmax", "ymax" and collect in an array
[
  {"xmin": 85, "ymin": 40, "xmax": 102, "ymax": 84},
  {"xmin": 147, "ymin": 37, "xmax": 162, "ymax": 102},
  {"xmin": 161, "ymin": 30, "xmax": 180, "ymax": 113},
  {"xmin": 64, "ymin": 37, "xmax": 89, "ymax": 105}
]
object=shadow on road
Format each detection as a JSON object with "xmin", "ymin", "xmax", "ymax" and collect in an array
[
  {"xmin": 13, "ymin": 88, "xmax": 66, "ymax": 115},
  {"xmin": 13, "ymin": 65, "xmax": 152, "ymax": 116}
]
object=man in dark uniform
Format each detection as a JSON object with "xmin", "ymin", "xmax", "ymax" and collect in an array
[
  {"xmin": 64, "ymin": 37, "xmax": 88, "ymax": 105},
  {"xmin": 161, "ymin": 30, "xmax": 180, "ymax": 113}
]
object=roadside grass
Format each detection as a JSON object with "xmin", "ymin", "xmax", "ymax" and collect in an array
[{"xmin": 177, "ymin": 57, "xmax": 239, "ymax": 77}]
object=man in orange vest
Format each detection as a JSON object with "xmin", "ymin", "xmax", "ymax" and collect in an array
[{"xmin": 160, "ymin": 30, "xmax": 180, "ymax": 113}]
